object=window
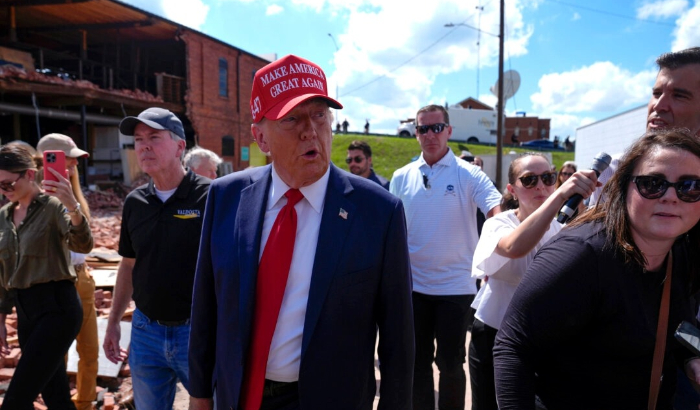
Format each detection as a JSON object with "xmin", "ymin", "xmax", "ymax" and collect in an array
[
  {"xmin": 222, "ymin": 135, "xmax": 234, "ymax": 156},
  {"xmin": 219, "ymin": 58, "xmax": 228, "ymax": 97}
]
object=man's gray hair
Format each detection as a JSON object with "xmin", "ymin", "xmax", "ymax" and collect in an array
[{"xmin": 184, "ymin": 146, "xmax": 223, "ymax": 169}]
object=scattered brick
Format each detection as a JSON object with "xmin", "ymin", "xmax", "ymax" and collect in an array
[
  {"xmin": 118, "ymin": 364, "xmax": 130, "ymax": 378},
  {"xmin": 0, "ymin": 368, "xmax": 14, "ymax": 381},
  {"xmin": 4, "ymin": 348, "xmax": 21, "ymax": 368},
  {"xmin": 103, "ymin": 392, "xmax": 115, "ymax": 410}
]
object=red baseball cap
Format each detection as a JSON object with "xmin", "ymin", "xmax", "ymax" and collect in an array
[{"xmin": 250, "ymin": 54, "xmax": 342, "ymax": 123}]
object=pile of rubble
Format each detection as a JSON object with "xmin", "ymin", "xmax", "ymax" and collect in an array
[{"xmin": 0, "ymin": 65, "xmax": 164, "ymax": 103}]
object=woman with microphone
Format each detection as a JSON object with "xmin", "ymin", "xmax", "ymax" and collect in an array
[{"xmin": 468, "ymin": 152, "xmax": 598, "ymax": 410}]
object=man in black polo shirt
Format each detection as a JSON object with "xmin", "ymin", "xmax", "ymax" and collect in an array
[{"xmin": 103, "ymin": 107, "xmax": 210, "ymax": 410}]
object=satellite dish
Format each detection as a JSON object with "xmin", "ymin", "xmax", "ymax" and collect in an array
[{"xmin": 490, "ymin": 69, "xmax": 521, "ymax": 101}]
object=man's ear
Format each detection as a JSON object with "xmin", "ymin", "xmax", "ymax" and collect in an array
[
  {"xmin": 176, "ymin": 139, "xmax": 186, "ymax": 158},
  {"xmin": 251, "ymin": 123, "xmax": 270, "ymax": 154}
]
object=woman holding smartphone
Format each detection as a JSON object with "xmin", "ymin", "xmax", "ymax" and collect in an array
[
  {"xmin": 468, "ymin": 152, "xmax": 598, "ymax": 410},
  {"xmin": 37, "ymin": 133, "xmax": 98, "ymax": 410},
  {"xmin": 0, "ymin": 143, "xmax": 93, "ymax": 409},
  {"xmin": 494, "ymin": 129, "xmax": 700, "ymax": 409}
]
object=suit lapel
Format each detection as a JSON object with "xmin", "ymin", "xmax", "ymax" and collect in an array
[
  {"xmin": 237, "ymin": 166, "xmax": 271, "ymax": 348},
  {"xmin": 301, "ymin": 165, "xmax": 356, "ymax": 356}
]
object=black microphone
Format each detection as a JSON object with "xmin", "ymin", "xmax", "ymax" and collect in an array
[{"xmin": 556, "ymin": 152, "xmax": 612, "ymax": 224}]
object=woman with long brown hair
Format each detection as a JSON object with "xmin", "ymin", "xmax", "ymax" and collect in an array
[
  {"xmin": 494, "ymin": 129, "xmax": 700, "ymax": 409},
  {"xmin": 0, "ymin": 143, "xmax": 93, "ymax": 409}
]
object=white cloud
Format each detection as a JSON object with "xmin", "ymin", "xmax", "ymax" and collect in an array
[
  {"xmin": 266, "ymin": 4, "xmax": 284, "ymax": 15},
  {"xmin": 161, "ymin": 0, "xmax": 210, "ymax": 29},
  {"xmin": 120, "ymin": 0, "xmax": 210, "ymax": 29},
  {"xmin": 531, "ymin": 62, "xmax": 656, "ymax": 114},
  {"xmin": 672, "ymin": 1, "xmax": 700, "ymax": 50},
  {"xmin": 636, "ymin": 0, "xmax": 688, "ymax": 19},
  {"xmin": 546, "ymin": 113, "xmax": 597, "ymax": 140},
  {"xmin": 571, "ymin": 12, "xmax": 580, "ymax": 21},
  {"xmin": 321, "ymin": 0, "xmax": 534, "ymax": 132}
]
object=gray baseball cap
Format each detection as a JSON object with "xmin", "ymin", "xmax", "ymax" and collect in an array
[{"xmin": 119, "ymin": 107, "xmax": 185, "ymax": 140}]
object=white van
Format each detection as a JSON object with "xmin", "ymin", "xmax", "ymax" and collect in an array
[{"xmin": 448, "ymin": 107, "xmax": 498, "ymax": 144}]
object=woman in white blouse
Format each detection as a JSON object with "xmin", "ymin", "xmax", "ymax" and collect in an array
[{"xmin": 467, "ymin": 153, "xmax": 598, "ymax": 410}]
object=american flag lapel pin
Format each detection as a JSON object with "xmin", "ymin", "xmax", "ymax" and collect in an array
[{"xmin": 339, "ymin": 208, "xmax": 348, "ymax": 220}]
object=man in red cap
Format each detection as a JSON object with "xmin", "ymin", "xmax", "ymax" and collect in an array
[{"xmin": 188, "ymin": 54, "xmax": 414, "ymax": 410}]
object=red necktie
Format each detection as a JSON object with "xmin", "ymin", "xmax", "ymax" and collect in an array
[{"xmin": 241, "ymin": 188, "xmax": 304, "ymax": 410}]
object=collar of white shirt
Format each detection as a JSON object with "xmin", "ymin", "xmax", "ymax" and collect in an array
[{"xmin": 269, "ymin": 163, "xmax": 330, "ymax": 214}]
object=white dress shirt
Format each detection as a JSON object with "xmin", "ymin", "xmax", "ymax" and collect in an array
[{"xmin": 260, "ymin": 164, "xmax": 329, "ymax": 382}]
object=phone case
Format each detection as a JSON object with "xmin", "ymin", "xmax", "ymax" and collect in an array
[
  {"xmin": 675, "ymin": 321, "xmax": 700, "ymax": 357},
  {"xmin": 43, "ymin": 150, "xmax": 67, "ymax": 182}
]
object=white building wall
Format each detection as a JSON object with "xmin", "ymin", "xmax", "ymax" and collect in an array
[{"xmin": 575, "ymin": 105, "xmax": 647, "ymax": 167}]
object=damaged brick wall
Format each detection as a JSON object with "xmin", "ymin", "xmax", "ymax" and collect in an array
[{"xmin": 180, "ymin": 31, "xmax": 268, "ymax": 171}]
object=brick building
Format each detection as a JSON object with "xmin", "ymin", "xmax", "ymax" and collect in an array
[
  {"xmin": 455, "ymin": 97, "xmax": 550, "ymax": 145},
  {"xmin": 0, "ymin": 0, "xmax": 270, "ymax": 182}
]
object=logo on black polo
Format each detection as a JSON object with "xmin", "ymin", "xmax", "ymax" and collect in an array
[{"xmin": 174, "ymin": 209, "xmax": 201, "ymax": 219}]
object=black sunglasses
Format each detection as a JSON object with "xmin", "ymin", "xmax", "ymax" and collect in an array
[
  {"xmin": 0, "ymin": 171, "xmax": 25, "ymax": 192},
  {"xmin": 631, "ymin": 175, "xmax": 700, "ymax": 203},
  {"xmin": 518, "ymin": 172, "xmax": 557, "ymax": 188},
  {"xmin": 559, "ymin": 172, "xmax": 574, "ymax": 177},
  {"xmin": 345, "ymin": 156, "xmax": 365, "ymax": 164},
  {"xmin": 416, "ymin": 123, "xmax": 448, "ymax": 135}
]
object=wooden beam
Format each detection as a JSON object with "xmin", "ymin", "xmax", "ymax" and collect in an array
[
  {"xmin": 17, "ymin": 19, "xmax": 155, "ymax": 33},
  {"xmin": 0, "ymin": 0, "xmax": 93, "ymax": 6}
]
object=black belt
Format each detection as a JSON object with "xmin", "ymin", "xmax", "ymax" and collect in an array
[
  {"xmin": 155, "ymin": 318, "xmax": 189, "ymax": 326},
  {"xmin": 262, "ymin": 379, "xmax": 298, "ymax": 398}
]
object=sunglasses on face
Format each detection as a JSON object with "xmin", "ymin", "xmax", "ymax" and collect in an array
[
  {"xmin": 560, "ymin": 172, "xmax": 574, "ymax": 177},
  {"xmin": 518, "ymin": 172, "xmax": 558, "ymax": 188},
  {"xmin": 345, "ymin": 156, "xmax": 366, "ymax": 164},
  {"xmin": 631, "ymin": 175, "xmax": 700, "ymax": 203},
  {"xmin": 416, "ymin": 123, "xmax": 448, "ymax": 135},
  {"xmin": 0, "ymin": 171, "xmax": 25, "ymax": 192}
]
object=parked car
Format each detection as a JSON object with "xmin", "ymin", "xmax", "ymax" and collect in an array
[
  {"xmin": 397, "ymin": 121, "xmax": 415, "ymax": 137},
  {"xmin": 520, "ymin": 139, "xmax": 564, "ymax": 150}
]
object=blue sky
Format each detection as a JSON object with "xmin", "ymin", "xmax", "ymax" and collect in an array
[{"xmin": 121, "ymin": 0, "xmax": 699, "ymax": 139}]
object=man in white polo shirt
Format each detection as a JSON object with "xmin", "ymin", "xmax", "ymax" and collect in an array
[{"xmin": 390, "ymin": 104, "xmax": 502, "ymax": 410}]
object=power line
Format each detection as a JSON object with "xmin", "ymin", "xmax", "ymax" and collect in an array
[
  {"xmin": 341, "ymin": 1, "xmax": 682, "ymax": 98},
  {"xmin": 545, "ymin": 0, "xmax": 677, "ymax": 27},
  {"xmin": 341, "ymin": 4, "xmax": 494, "ymax": 97}
]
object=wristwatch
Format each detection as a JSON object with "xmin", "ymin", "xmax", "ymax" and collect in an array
[{"xmin": 67, "ymin": 203, "xmax": 82, "ymax": 216}]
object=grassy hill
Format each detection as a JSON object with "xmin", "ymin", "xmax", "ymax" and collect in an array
[{"xmin": 330, "ymin": 133, "xmax": 575, "ymax": 183}]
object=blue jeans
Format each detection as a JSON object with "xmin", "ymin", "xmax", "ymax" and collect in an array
[{"xmin": 130, "ymin": 308, "xmax": 190, "ymax": 410}]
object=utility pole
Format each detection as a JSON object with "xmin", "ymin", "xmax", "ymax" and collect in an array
[
  {"xmin": 327, "ymin": 33, "xmax": 340, "ymax": 102},
  {"xmin": 496, "ymin": 0, "xmax": 505, "ymax": 190}
]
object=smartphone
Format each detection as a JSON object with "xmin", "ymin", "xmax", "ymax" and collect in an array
[
  {"xmin": 43, "ymin": 150, "xmax": 67, "ymax": 182},
  {"xmin": 675, "ymin": 321, "xmax": 700, "ymax": 356}
]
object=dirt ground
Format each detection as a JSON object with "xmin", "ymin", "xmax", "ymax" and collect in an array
[{"xmin": 174, "ymin": 382, "xmax": 189, "ymax": 409}]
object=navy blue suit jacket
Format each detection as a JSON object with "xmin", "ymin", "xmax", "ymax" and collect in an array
[{"xmin": 189, "ymin": 163, "xmax": 414, "ymax": 410}]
